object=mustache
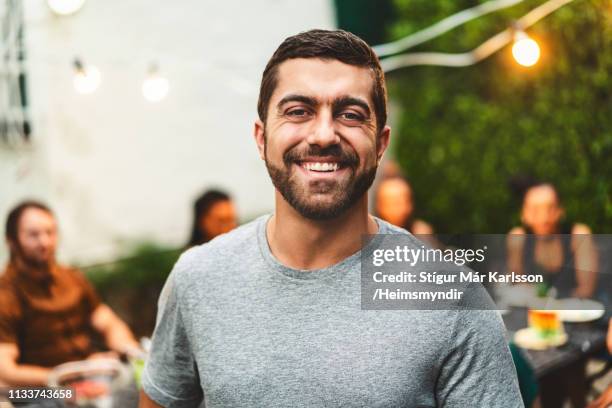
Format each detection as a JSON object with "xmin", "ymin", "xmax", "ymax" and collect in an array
[
  {"xmin": 283, "ymin": 145, "xmax": 359, "ymax": 167},
  {"xmin": 9, "ymin": 241, "xmax": 53, "ymax": 264}
]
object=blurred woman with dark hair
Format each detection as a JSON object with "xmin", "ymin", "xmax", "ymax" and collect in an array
[
  {"xmin": 187, "ymin": 190, "xmax": 237, "ymax": 247},
  {"xmin": 507, "ymin": 179, "xmax": 599, "ymax": 408},
  {"xmin": 507, "ymin": 180, "xmax": 598, "ymax": 299}
]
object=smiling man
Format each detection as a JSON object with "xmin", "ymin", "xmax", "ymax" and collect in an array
[{"xmin": 140, "ymin": 30, "xmax": 522, "ymax": 408}]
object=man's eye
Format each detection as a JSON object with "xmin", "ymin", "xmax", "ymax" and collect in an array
[
  {"xmin": 339, "ymin": 112, "xmax": 364, "ymax": 121},
  {"xmin": 287, "ymin": 109, "xmax": 309, "ymax": 117}
]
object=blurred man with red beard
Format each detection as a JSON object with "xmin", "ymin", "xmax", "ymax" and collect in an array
[
  {"xmin": 0, "ymin": 201, "xmax": 139, "ymax": 386},
  {"xmin": 141, "ymin": 30, "xmax": 522, "ymax": 408}
]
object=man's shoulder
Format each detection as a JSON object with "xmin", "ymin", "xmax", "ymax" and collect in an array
[
  {"xmin": 375, "ymin": 217, "xmax": 410, "ymax": 236},
  {"xmin": 374, "ymin": 217, "xmax": 431, "ymax": 250},
  {"xmin": 0, "ymin": 267, "xmax": 21, "ymax": 313},
  {"xmin": 170, "ymin": 216, "xmax": 265, "ymax": 285},
  {"xmin": 186, "ymin": 216, "xmax": 262, "ymax": 260},
  {"xmin": 53, "ymin": 264, "xmax": 93, "ymax": 289},
  {"xmin": 0, "ymin": 266, "xmax": 21, "ymax": 294},
  {"xmin": 456, "ymin": 309, "xmax": 506, "ymax": 333},
  {"xmin": 55, "ymin": 264, "xmax": 85, "ymax": 279},
  {"xmin": 0, "ymin": 267, "xmax": 13, "ymax": 285}
]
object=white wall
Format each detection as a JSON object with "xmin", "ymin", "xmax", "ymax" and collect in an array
[{"xmin": 0, "ymin": 0, "xmax": 335, "ymax": 265}]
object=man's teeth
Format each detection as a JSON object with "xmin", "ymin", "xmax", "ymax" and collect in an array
[{"xmin": 303, "ymin": 162, "xmax": 339, "ymax": 172}]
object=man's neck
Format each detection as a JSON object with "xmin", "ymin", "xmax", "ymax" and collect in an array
[{"xmin": 267, "ymin": 193, "xmax": 378, "ymax": 270}]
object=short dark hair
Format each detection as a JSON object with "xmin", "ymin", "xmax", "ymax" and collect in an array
[
  {"xmin": 508, "ymin": 175, "xmax": 562, "ymax": 204},
  {"xmin": 5, "ymin": 200, "xmax": 53, "ymax": 259},
  {"xmin": 257, "ymin": 29, "xmax": 387, "ymax": 133}
]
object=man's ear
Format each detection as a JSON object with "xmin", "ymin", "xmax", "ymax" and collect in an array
[
  {"xmin": 376, "ymin": 125, "xmax": 391, "ymax": 164},
  {"xmin": 253, "ymin": 119, "xmax": 266, "ymax": 160}
]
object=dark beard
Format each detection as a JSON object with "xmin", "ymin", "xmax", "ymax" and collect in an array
[
  {"xmin": 10, "ymin": 248, "xmax": 54, "ymax": 282},
  {"xmin": 265, "ymin": 144, "xmax": 377, "ymax": 220}
]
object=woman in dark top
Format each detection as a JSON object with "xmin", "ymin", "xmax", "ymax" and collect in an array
[{"xmin": 507, "ymin": 182, "xmax": 598, "ymax": 298}]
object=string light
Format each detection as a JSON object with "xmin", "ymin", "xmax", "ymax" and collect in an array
[
  {"xmin": 142, "ymin": 63, "xmax": 169, "ymax": 103},
  {"xmin": 512, "ymin": 30, "xmax": 541, "ymax": 67},
  {"xmin": 47, "ymin": 0, "xmax": 86, "ymax": 16},
  {"xmin": 73, "ymin": 59, "xmax": 101, "ymax": 94},
  {"xmin": 378, "ymin": 0, "xmax": 573, "ymax": 71}
]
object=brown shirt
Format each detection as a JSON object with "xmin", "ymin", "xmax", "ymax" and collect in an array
[{"xmin": 0, "ymin": 264, "xmax": 102, "ymax": 367}]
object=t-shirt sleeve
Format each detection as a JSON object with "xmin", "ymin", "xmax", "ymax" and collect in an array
[
  {"xmin": 0, "ymin": 283, "xmax": 21, "ymax": 344},
  {"xmin": 435, "ymin": 310, "xmax": 524, "ymax": 408},
  {"xmin": 142, "ymin": 259, "xmax": 203, "ymax": 408},
  {"xmin": 71, "ymin": 268, "xmax": 102, "ymax": 312}
]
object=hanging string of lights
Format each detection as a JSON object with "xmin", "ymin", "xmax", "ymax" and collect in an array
[
  {"xmin": 71, "ymin": 57, "xmax": 171, "ymax": 102},
  {"xmin": 45, "ymin": 0, "xmax": 577, "ymax": 100},
  {"xmin": 45, "ymin": 0, "xmax": 172, "ymax": 102},
  {"xmin": 377, "ymin": 0, "xmax": 575, "ymax": 72},
  {"xmin": 373, "ymin": 0, "xmax": 526, "ymax": 58}
]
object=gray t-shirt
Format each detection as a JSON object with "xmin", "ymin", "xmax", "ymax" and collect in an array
[{"xmin": 143, "ymin": 215, "xmax": 523, "ymax": 408}]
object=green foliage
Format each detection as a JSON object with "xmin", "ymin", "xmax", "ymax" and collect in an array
[
  {"xmin": 81, "ymin": 243, "xmax": 182, "ymax": 336},
  {"xmin": 84, "ymin": 243, "xmax": 181, "ymax": 290},
  {"xmin": 388, "ymin": 0, "xmax": 612, "ymax": 232}
]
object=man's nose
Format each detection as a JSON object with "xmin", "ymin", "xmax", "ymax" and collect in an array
[
  {"xmin": 306, "ymin": 110, "xmax": 340, "ymax": 148},
  {"xmin": 38, "ymin": 233, "xmax": 52, "ymax": 248}
]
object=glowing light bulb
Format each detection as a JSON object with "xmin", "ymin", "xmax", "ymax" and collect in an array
[
  {"xmin": 47, "ymin": 0, "xmax": 86, "ymax": 16},
  {"xmin": 73, "ymin": 59, "xmax": 101, "ymax": 94},
  {"xmin": 142, "ymin": 65, "xmax": 169, "ymax": 102},
  {"xmin": 512, "ymin": 32, "xmax": 540, "ymax": 67}
]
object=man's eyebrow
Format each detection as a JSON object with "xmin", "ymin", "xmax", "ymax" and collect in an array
[
  {"xmin": 332, "ymin": 96, "xmax": 371, "ymax": 116},
  {"xmin": 276, "ymin": 94, "xmax": 318, "ymax": 111}
]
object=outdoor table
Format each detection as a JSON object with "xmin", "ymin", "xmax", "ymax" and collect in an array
[
  {"xmin": 503, "ymin": 306, "xmax": 608, "ymax": 407},
  {"xmin": 503, "ymin": 306, "xmax": 608, "ymax": 378}
]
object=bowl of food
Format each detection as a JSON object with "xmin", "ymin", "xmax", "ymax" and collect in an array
[
  {"xmin": 48, "ymin": 358, "xmax": 130, "ymax": 407},
  {"xmin": 514, "ymin": 309, "xmax": 568, "ymax": 350}
]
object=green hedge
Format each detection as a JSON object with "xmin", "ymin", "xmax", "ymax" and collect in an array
[
  {"xmin": 84, "ymin": 243, "xmax": 181, "ymax": 290},
  {"xmin": 83, "ymin": 243, "xmax": 182, "ymax": 337}
]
